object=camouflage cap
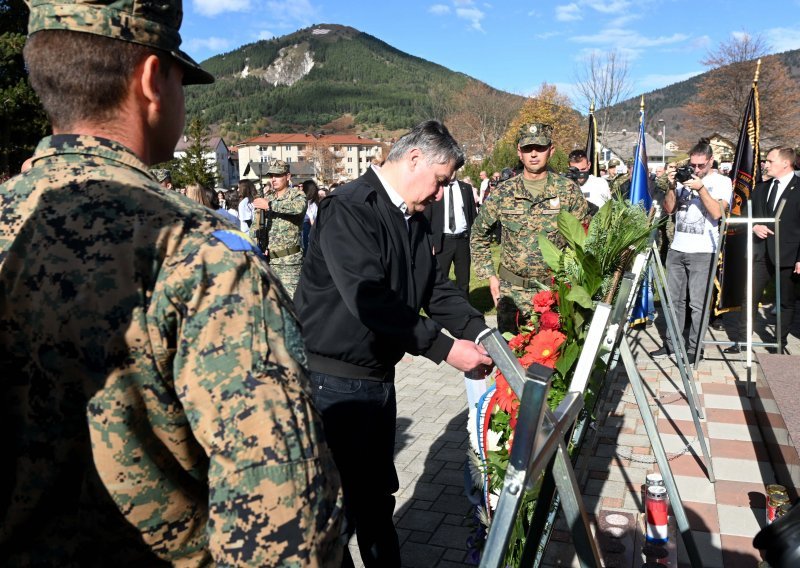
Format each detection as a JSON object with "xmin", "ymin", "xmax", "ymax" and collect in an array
[
  {"xmin": 266, "ymin": 159, "xmax": 290, "ymax": 175},
  {"xmin": 25, "ymin": 0, "xmax": 214, "ymax": 85},
  {"xmin": 518, "ymin": 123, "xmax": 553, "ymax": 147},
  {"xmin": 151, "ymin": 168, "xmax": 171, "ymax": 183},
  {"xmin": 608, "ymin": 158, "xmax": 620, "ymax": 167}
]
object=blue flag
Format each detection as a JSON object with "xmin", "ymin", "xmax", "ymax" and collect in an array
[
  {"xmin": 629, "ymin": 112, "xmax": 652, "ymax": 211},
  {"xmin": 630, "ymin": 107, "xmax": 653, "ymax": 325}
]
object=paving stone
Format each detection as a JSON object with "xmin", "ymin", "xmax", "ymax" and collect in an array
[
  {"xmin": 396, "ymin": 509, "xmax": 446, "ymax": 532},
  {"xmin": 428, "ymin": 523, "xmax": 473, "ymax": 548},
  {"xmin": 400, "ymin": 542, "xmax": 446, "ymax": 568}
]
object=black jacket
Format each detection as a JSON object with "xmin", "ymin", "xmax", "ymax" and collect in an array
[
  {"xmin": 294, "ymin": 168, "xmax": 487, "ymax": 380},
  {"xmin": 424, "ymin": 180, "xmax": 477, "ymax": 254},
  {"xmin": 751, "ymin": 176, "xmax": 800, "ymax": 267}
]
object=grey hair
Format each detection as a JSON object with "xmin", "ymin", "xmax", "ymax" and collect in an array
[{"xmin": 385, "ymin": 120, "xmax": 465, "ymax": 169}]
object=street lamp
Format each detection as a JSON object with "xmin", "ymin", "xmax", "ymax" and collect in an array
[{"xmin": 658, "ymin": 119, "xmax": 666, "ymax": 167}]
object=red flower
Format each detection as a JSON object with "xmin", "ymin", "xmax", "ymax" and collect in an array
[
  {"xmin": 493, "ymin": 371, "xmax": 519, "ymax": 415},
  {"xmin": 508, "ymin": 331, "xmax": 531, "ymax": 351},
  {"xmin": 524, "ymin": 329, "xmax": 566, "ymax": 368},
  {"xmin": 532, "ymin": 290, "xmax": 556, "ymax": 313},
  {"xmin": 539, "ymin": 310, "xmax": 560, "ymax": 331}
]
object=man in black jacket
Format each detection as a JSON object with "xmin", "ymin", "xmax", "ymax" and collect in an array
[
  {"xmin": 424, "ymin": 172, "xmax": 478, "ymax": 298},
  {"xmin": 294, "ymin": 121, "xmax": 492, "ymax": 568},
  {"xmin": 728, "ymin": 146, "xmax": 800, "ymax": 352}
]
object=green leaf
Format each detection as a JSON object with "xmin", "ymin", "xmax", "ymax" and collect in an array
[
  {"xmin": 566, "ymin": 285, "xmax": 593, "ymax": 309},
  {"xmin": 580, "ymin": 253, "xmax": 604, "ymax": 297},
  {"xmin": 555, "ymin": 342, "xmax": 581, "ymax": 378},
  {"xmin": 558, "ymin": 210, "xmax": 586, "ymax": 250},
  {"xmin": 538, "ymin": 231, "xmax": 562, "ymax": 271},
  {"xmin": 502, "ymin": 331, "xmax": 516, "ymax": 341}
]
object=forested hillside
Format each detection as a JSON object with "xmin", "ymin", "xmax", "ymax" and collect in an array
[{"xmin": 186, "ymin": 24, "xmax": 478, "ymax": 140}]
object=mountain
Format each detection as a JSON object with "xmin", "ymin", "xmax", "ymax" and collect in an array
[
  {"xmin": 605, "ymin": 48, "xmax": 800, "ymax": 147},
  {"xmin": 186, "ymin": 24, "xmax": 490, "ymax": 141}
]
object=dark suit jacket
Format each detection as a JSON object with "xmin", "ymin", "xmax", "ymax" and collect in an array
[
  {"xmin": 295, "ymin": 168, "xmax": 486, "ymax": 379},
  {"xmin": 424, "ymin": 180, "xmax": 478, "ymax": 254},
  {"xmin": 752, "ymin": 175, "xmax": 800, "ymax": 267}
]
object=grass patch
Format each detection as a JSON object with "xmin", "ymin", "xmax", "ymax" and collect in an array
[{"xmin": 446, "ymin": 243, "xmax": 500, "ymax": 315}]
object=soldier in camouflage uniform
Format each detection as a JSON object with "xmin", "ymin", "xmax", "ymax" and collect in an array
[
  {"xmin": 251, "ymin": 159, "xmax": 306, "ymax": 298},
  {"xmin": 471, "ymin": 123, "xmax": 591, "ymax": 333},
  {"xmin": 0, "ymin": 1, "xmax": 342, "ymax": 565},
  {"xmin": 607, "ymin": 158, "xmax": 629, "ymax": 196}
]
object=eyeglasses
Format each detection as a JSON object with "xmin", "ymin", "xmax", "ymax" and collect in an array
[{"xmin": 689, "ymin": 161, "xmax": 709, "ymax": 169}]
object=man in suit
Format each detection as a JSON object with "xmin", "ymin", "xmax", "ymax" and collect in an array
[
  {"xmin": 295, "ymin": 120, "xmax": 492, "ymax": 568},
  {"xmin": 729, "ymin": 146, "xmax": 800, "ymax": 351},
  {"xmin": 424, "ymin": 172, "xmax": 478, "ymax": 298}
]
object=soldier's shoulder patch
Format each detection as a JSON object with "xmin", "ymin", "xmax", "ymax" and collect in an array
[{"xmin": 212, "ymin": 229, "xmax": 257, "ymax": 252}]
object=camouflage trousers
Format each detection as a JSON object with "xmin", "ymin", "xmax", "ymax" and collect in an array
[
  {"xmin": 271, "ymin": 260, "xmax": 302, "ymax": 300},
  {"xmin": 497, "ymin": 280, "xmax": 540, "ymax": 335}
]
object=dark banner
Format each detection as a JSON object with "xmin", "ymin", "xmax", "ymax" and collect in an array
[
  {"xmin": 586, "ymin": 112, "xmax": 599, "ymax": 177},
  {"xmin": 716, "ymin": 85, "xmax": 759, "ymax": 313}
]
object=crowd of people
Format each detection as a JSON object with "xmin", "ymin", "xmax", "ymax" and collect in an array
[{"xmin": 2, "ymin": 1, "xmax": 798, "ymax": 567}]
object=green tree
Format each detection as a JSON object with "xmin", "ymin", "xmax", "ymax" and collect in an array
[
  {"xmin": 0, "ymin": 0, "xmax": 49, "ymax": 178},
  {"xmin": 172, "ymin": 118, "xmax": 218, "ymax": 189}
]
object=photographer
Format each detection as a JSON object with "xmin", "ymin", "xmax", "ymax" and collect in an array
[
  {"xmin": 650, "ymin": 139, "xmax": 732, "ymax": 360},
  {"xmin": 568, "ymin": 149, "xmax": 611, "ymax": 214}
]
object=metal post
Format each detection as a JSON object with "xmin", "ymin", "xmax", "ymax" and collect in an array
[
  {"xmin": 695, "ymin": 209, "xmax": 728, "ymax": 369},
  {"xmin": 649, "ymin": 244, "xmax": 705, "ymax": 420},
  {"xmin": 619, "ymin": 338, "xmax": 705, "ymax": 568},
  {"xmin": 649, "ymin": 246, "xmax": 715, "ymax": 482}
]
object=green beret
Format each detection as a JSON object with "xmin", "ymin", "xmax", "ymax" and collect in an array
[{"xmin": 26, "ymin": 0, "xmax": 214, "ymax": 85}]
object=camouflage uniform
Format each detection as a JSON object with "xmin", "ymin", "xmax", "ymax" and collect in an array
[
  {"xmin": 471, "ymin": 171, "xmax": 590, "ymax": 332},
  {"xmin": 251, "ymin": 161, "xmax": 306, "ymax": 298},
  {"xmin": 609, "ymin": 172, "xmax": 630, "ymax": 196},
  {"xmin": 3, "ymin": 1, "xmax": 341, "ymax": 565}
]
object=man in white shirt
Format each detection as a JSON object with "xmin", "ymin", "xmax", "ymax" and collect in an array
[
  {"xmin": 651, "ymin": 139, "xmax": 732, "ymax": 359},
  {"xmin": 568, "ymin": 149, "xmax": 611, "ymax": 211},
  {"xmin": 728, "ymin": 146, "xmax": 800, "ymax": 352},
  {"xmin": 478, "ymin": 170, "xmax": 489, "ymax": 204}
]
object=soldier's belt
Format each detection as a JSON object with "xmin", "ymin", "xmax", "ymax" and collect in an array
[
  {"xmin": 498, "ymin": 265, "xmax": 539, "ymax": 289},
  {"xmin": 269, "ymin": 245, "xmax": 301, "ymax": 259}
]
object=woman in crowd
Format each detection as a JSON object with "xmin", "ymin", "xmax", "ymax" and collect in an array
[
  {"xmin": 302, "ymin": 179, "xmax": 323, "ymax": 253},
  {"xmin": 237, "ymin": 179, "xmax": 258, "ymax": 232}
]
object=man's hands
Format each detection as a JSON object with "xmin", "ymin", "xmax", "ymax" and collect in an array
[
  {"xmin": 252, "ymin": 197, "xmax": 270, "ymax": 211},
  {"xmin": 795, "ymin": 262, "xmax": 800, "ymax": 275},
  {"xmin": 446, "ymin": 339, "xmax": 493, "ymax": 373},
  {"xmin": 683, "ymin": 175, "xmax": 705, "ymax": 192},
  {"xmin": 753, "ymin": 224, "xmax": 773, "ymax": 239},
  {"xmin": 489, "ymin": 275, "xmax": 501, "ymax": 307}
]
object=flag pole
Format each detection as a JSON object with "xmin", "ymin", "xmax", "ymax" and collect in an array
[{"xmin": 590, "ymin": 100, "xmax": 599, "ymax": 176}]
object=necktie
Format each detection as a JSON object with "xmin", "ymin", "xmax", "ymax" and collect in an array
[
  {"xmin": 447, "ymin": 183, "xmax": 456, "ymax": 232},
  {"xmin": 767, "ymin": 179, "xmax": 780, "ymax": 213}
]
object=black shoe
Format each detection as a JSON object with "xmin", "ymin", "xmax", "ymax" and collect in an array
[
  {"xmin": 723, "ymin": 344, "xmax": 745, "ymax": 354},
  {"xmin": 710, "ymin": 321, "xmax": 726, "ymax": 331},
  {"xmin": 686, "ymin": 349, "xmax": 702, "ymax": 361},
  {"xmin": 649, "ymin": 346, "xmax": 672, "ymax": 359},
  {"xmin": 766, "ymin": 342, "xmax": 788, "ymax": 354}
]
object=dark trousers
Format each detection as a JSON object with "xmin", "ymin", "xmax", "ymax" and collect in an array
[
  {"xmin": 736, "ymin": 255, "xmax": 798, "ymax": 344},
  {"xmin": 665, "ymin": 250, "xmax": 714, "ymax": 353},
  {"xmin": 437, "ymin": 234, "xmax": 471, "ymax": 298},
  {"xmin": 310, "ymin": 372, "xmax": 400, "ymax": 568}
]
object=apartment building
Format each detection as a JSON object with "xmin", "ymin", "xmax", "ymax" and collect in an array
[{"xmin": 236, "ymin": 133, "xmax": 384, "ymax": 183}]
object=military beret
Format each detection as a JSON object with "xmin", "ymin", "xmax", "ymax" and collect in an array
[
  {"xmin": 266, "ymin": 159, "xmax": 290, "ymax": 175},
  {"xmin": 26, "ymin": 0, "xmax": 214, "ymax": 85},
  {"xmin": 151, "ymin": 168, "xmax": 171, "ymax": 183},
  {"xmin": 518, "ymin": 123, "xmax": 553, "ymax": 147},
  {"xmin": 608, "ymin": 158, "xmax": 620, "ymax": 167}
]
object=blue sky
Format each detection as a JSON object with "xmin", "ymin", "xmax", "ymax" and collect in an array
[{"xmin": 181, "ymin": 0, "xmax": 800, "ymax": 112}]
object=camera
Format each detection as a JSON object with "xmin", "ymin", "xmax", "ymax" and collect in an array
[
  {"xmin": 564, "ymin": 166, "xmax": 589, "ymax": 183},
  {"xmin": 674, "ymin": 165, "xmax": 695, "ymax": 184}
]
